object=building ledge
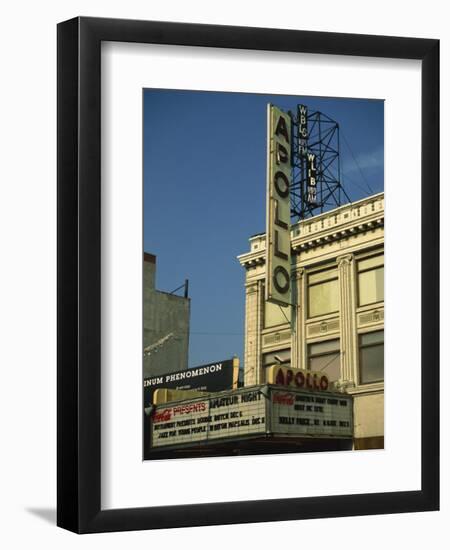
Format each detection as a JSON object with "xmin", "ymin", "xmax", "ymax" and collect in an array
[
  {"xmin": 346, "ymin": 382, "xmax": 384, "ymax": 395},
  {"xmin": 238, "ymin": 192, "xmax": 384, "ymax": 268}
]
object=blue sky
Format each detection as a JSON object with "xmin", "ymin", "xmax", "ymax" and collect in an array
[{"xmin": 143, "ymin": 90, "xmax": 384, "ymax": 368}]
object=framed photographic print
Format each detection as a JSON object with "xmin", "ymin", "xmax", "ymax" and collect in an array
[{"xmin": 57, "ymin": 17, "xmax": 439, "ymax": 533}]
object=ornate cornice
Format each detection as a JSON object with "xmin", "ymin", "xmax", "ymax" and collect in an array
[
  {"xmin": 238, "ymin": 193, "xmax": 384, "ymax": 268},
  {"xmin": 291, "ymin": 217, "xmax": 384, "ymax": 255}
]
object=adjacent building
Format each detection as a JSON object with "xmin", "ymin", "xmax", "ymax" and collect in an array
[{"xmin": 143, "ymin": 252, "xmax": 190, "ymax": 378}]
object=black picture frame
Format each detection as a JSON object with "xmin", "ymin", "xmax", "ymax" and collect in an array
[{"xmin": 57, "ymin": 16, "xmax": 439, "ymax": 533}]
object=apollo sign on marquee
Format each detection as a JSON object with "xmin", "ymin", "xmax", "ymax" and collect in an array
[
  {"xmin": 266, "ymin": 104, "xmax": 292, "ymax": 307},
  {"xmin": 266, "ymin": 365, "xmax": 329, "ymax": 392}
]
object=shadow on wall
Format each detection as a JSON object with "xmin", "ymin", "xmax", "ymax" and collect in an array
[{"xmin": 25, "ymin": 507, "xmax": 56, "ymax": 525}]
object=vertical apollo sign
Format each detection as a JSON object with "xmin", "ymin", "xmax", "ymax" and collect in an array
[{"xmin": 266, "ymin": 105, "xmax": 292, "ymax": 307}]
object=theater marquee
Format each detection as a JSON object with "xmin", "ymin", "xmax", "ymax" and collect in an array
[
  {"xmin": 150, "ymin": 385, "xmax": 353, "ymax": 450},
  {"xmin": 271, "ymin": 390, "xmax": 353, "ymax": 438},
  {"xmin": 266, "ymin": 104, "xmax": 292, "ymax": 307},
  {"xmin": 151, "ymin": 388, "xmax": 266, "ymax": 448}
]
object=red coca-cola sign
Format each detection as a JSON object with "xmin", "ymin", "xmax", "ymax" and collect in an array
[
  {"xmin": 272, "ymin": 393, "xmax": 294, "ymax": 406},
  {"xmin": 152, "ymin": 408, "xmax": 172, "ymax": 423}
]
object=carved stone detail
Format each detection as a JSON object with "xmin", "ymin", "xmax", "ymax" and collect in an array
[
  {"xmin": 337, "ymin": 253, "xmax": 353, "ymax": 268},
  {"xmin": 338, "ymin": 253, "xmax": 357, "ymax": 385}
]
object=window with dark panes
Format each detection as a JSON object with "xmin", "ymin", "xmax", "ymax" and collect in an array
[{"xmin": 359, "ymin": 330, "xmax": 384, "ymax": 384}]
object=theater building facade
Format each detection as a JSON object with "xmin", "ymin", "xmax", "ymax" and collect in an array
[{"xmin": 238, "ymin": 191, "xmax": 384, "ymax": 450}]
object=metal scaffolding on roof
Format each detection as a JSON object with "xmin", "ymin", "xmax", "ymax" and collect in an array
[{"xmin": 288, "ymin": 105, "xmax": 351, "ymax": 221}]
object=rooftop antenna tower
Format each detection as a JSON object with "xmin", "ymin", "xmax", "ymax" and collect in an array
[{"xmin": 289, "ymin": 104, "xmax": 351, "ymax": 221}]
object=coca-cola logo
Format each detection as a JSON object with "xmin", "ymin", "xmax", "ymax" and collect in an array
[
  {"xmin": 272, "ymin": 393, "xmax": 294, "ymax": 406},
  {"xmin": 152, "ymin": 408, "xmax": 172, "ymax": 423}
]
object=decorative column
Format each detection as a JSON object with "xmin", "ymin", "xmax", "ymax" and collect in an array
[
  {"xmin": 337, "ymin": 254, "xmax": 357, "ymax": 390},
  {"xmin": 291, "ymin": 268, "xmax": 305, "ymax": 371},
  {"xmin": 243, "ymin": 279, "xmax": 264, "ymax": 386}
]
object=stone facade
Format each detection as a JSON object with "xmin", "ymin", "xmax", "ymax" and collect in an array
[{"xmin": 238, "ymin": 192, "xmax": 384, "ymax": 449}]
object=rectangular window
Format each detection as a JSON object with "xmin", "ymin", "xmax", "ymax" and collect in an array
[
  {"xmin": 308, "ymin": 268, "xmax": 339, "ymax": 318},
  {"xmin": 262, "ymin": 348, "xmax": 291, "ymax": 368},
  {"xmin": 358, "ymin": 254, "xmax": 384, "ymax": 306},
  {"xmin": 359, "ymin": 330, "xmax": 384, "ymax": 384},
  {"xmin": 307, "ymin": 338, "xmax": 340, "ymax": 383},
  {"xmin": 264, "ymin": 299, "xmax": 291, "ymax": 328}
]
